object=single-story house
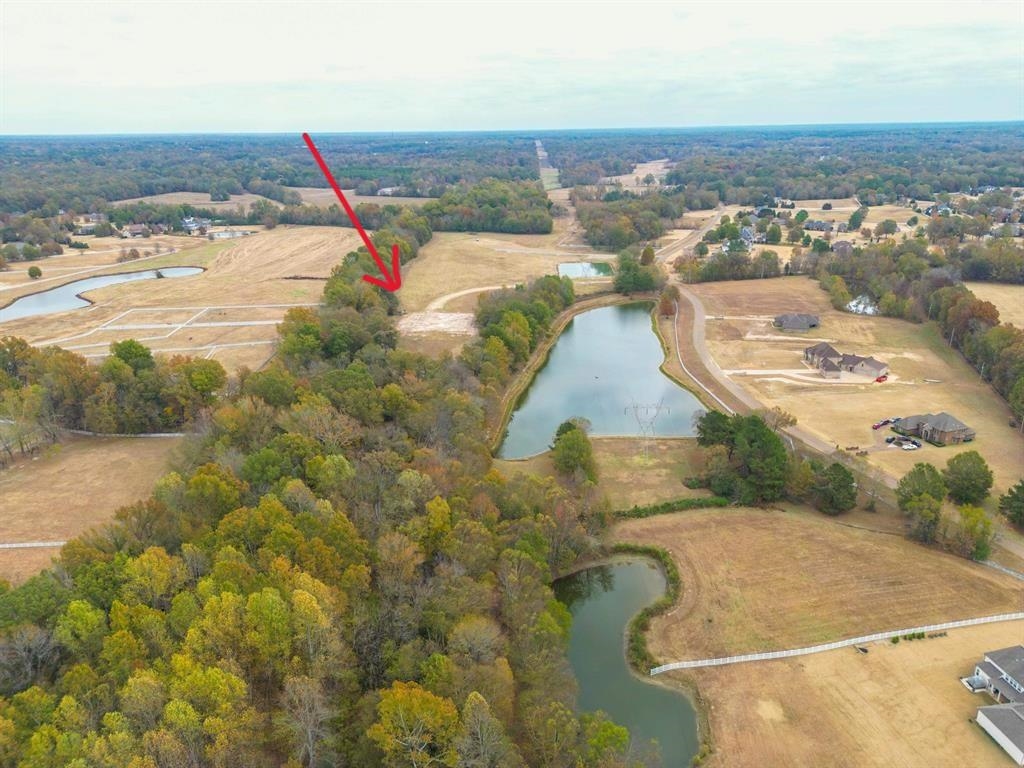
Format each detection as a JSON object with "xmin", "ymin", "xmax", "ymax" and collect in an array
[
  {"xmin": 121, "ymin": 224, "xmax": 149, "ymax": 238},
  {"xmin": 978, "ymin": 704, "xmax": 1024, "ymax": 765},
  {"xmin": 893, "ymin": 412, "xmax": 976, "ymax": 445},
  {"xmin": 774, "ymin": 313, "xmax": 820, "ymax": 332},
  {"xmin": 803, "ymin": 342, "xmax": 888, "ymax": 378}
]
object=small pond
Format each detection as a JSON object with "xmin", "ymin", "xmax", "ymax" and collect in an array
[
  {"xmin": 555, "ymin": 558, "xmax": 698, "ymax": 766},
  {"xmin": 0, "ymin": 267, "xmax": 203, "ymax": 323},
  {"xmin": 497, "ymin": 302, "xmax": 702, "ymax": 458},
  {"xmin": 558, "ymin": 261, "xmax": 613, "ymax": 278}
]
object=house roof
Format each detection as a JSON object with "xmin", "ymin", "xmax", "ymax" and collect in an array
[
  {"xmin": 805, "ymin": 341, "xmax": 839, "ymax": 358},
  {"xmin": 821, "ymin": 358, "xmax": 841, "ymax": 372},
  {"xmin": 896, "ymin": 412, "xmax": 972, "ymax": 434},
  {"xmin": 857, "ymin": 356, "xmax": 888, "ymax": 372},
  {"xmin": 775, "ymin": 313, "xmax": 819, "ymax": 330},
  {"xmin": 979, "ymin": 703, "xmax": 1024, "ymax": 746},
  {"xmin": 988, "ymin": 646, "xmax": 1024, "ymax": 685}
]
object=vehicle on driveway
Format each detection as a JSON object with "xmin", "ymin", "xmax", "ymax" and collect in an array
[
  {"xmin": 875, "ymin": 374, "xmax": 888, "ymax": 383},
  {"xmin": 901, "ymin": 443, "xmax": 919, "ymax": 451},
  {"xmin": 885, "ymin": 436, "xmax": 896, "ymax": 444}
]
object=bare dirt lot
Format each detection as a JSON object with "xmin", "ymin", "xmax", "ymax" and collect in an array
[
  {"xmin": 601, "ymin": 159, "xmax": 673, "ymax": 189},
  {"xmin": 0, "ymin": 435, "xmax": 179, "ymax": 584},
  {"xmin": 967, "ymin": 282, "xmax": 1024, "ymax": 328},
  {"xmin": 494, "ymin": 437, "xmax": 707, "ymax": 510},
  {"xmin": 683, "ymin": 620, "xmax": 1024, "ymax": 768},
  {"xmin": 3, "ymin": 227, "xmax": 361, "ymax": 372},
  {"xmin": 692, "ymin": 277, "xmax": 1024, "ymax": 491}
]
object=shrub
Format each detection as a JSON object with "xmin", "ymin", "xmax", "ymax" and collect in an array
[{"xmin": 27, "ymin": 266, "xmax": 41, "ymax": 279}]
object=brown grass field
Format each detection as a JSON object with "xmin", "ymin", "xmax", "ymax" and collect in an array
[
  {"xmin": 112, "ymin": 191, "xmax": 278, "ymax": 210},
  {"xmin": 287, "ymin": 186, "xmax": 432, "ymax": 208},
  {"xmin": 494, "ymin": 437, "xmax": 707, "ymax": 509},
  {"xmin": 686, "ymin": 620, "xmax": 1024, "ymax": 768},
  {"xmin": 967, "ymin": 282, "xmax": 1024, "ymax": 328},
  {"xmin": 692, "ymin": 277, "xmax": 1024, "ymax": 491},
  {"xmin": 2, "ymin": 227, "xmax": 361, "ymax": 372},
  {"xmin": 613, "ymin": 508, "xmax": 1024, "ymax": 766},
  {"xmin": 602, "ymin": 159, "xmax": 673, "ymax": 189},
  {"xmin": 0, "ymin": 435, "xmax": 179, "ymax": 584}
]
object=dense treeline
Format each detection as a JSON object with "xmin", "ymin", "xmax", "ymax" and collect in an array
[
  {"xmin": 0, "ymin": 251, "xmax": 653, "ymax": 765},
  {"xmin": 0, "ymin": 339, "xmax": 226, "ymax": 455},
  {"xmin": 0, "ymin": 134, "xmax": 540, "ymax": 215},
  {"xmin": 574, "ymin": 189, "xmax": 686, "ymax": 249},
  {"xmin": 421, "ymin": 180, "xmax": 553, "ymax": 234},
  {"xmin": 542, "ymin": 124, "xmax": 1024, "ymax": 206}
]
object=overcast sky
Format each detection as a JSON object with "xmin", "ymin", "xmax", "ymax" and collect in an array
[{"xmin": 1, "ymin": 1, "xmax": 1021, "ymax": 134}]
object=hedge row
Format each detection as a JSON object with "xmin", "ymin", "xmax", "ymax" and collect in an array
[
  {"xmin": 615, "ymin": 495, "xmax": 729, "ymax": 519},
  {"xmin": 609, "ymin": 543, "xmax": 682, "ymax": 672}
]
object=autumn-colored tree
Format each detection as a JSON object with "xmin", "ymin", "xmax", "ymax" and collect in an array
[{"xmin": 367, "ymin": 681, "xmax": 460, "ymax": 767}]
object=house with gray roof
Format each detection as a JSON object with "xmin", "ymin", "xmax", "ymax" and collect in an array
[
  {"xmin": 893, "ymin": 412, "xmax": 976, "ymax": 445},
  {"xmin": 774, "ymin": 313, "xmax": 819, "ymax": 332},
  {"xmin": 964, "ymin": 646, "xmax": 1024, "ymax": 764},
  {"xmin": 978, "ymin": 704, "xmax": 1024, "ymax": 765},
  {"xmin": 803, "ymin": 342, "xmax": 888, "ymax": 379}
]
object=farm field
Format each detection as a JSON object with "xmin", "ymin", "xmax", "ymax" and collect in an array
[
  {"xmin": 112, "ymin": 191, "xmax": 277, "ymax": 210},
  {"xmin": 601, "ymin": 159, "xmax": 672, "ymax": 189},
  {"xmin": 613, "ymin": 507, "xmax": 1022, "ymax": 659},
  {"xmin": 2, "ymin": 227, "xmax": 361, "ymax": 371},
  {"xmin": 692, "ymin": 277, "xmax": 1024, "ymax": 491},
  {"xmin": 494, "ymin": 437, "xmax": 707, "ymax": 510},
  {"xmin": 287, "ymin": 186, "xmax": 433, "ymax": 208},
  {"xmin": 967, "ymin": 282, "xmax": 1024, "ymax": 327},
  {"xmin": 684, "ymin": 620, "xmax": 1024, "ymax": 768},
  {"xmin": 0, "ymin": 435, "xmax": 179, "ymax": 584}
]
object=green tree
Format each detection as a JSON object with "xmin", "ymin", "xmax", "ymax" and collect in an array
[
  {"xmin": 110, "ymin": 339, "xmax": 154, "ymax": 374},
  {"xmin": 454, "ymin": 692, "xmax": 521, "ymax": 768},
  {"xmin": 551, "ymin": 425, "xmax": 597, "ymax": 483},
  {"xmin": 896, "ymin": 463, "xmax": 947, "ymax": 511},
  {"xmin": 27, "ymin": 266, "xmax": 41, "ymax": 279},
  {"xmin": 640, "ymin": 245, "xmax": 655, "ymax": 266},
  {"xmin": 695, "ymin": 410, "xmax": 734, "ymax": 450},
  {"xmin": 942, "ymin": 451, "xmax": 993, "ymax": 505},
  {"xmin": 999, "ymin": 480, "xmax": 1024, "ymax": 526},
  {"xmin": 367, "ymin": 681, "xmax": 459, "ymax": 767},
  {"xmin": 732, "ymin": 415, "xmax": 787, "ymax": 504},
  {"xmin": 905, "ymin": 493, "xmax": 943, "ymax": 543},
  {"xmin": 766, "ymin": 223, "xmax": 782, "ymax": 244},
  {"xmin": 812, "ymin": 462, "xmax": 857, "ymax": 515},
  {"xmin": 951, "ymin": 505, "xmax": 994, "ymax": 560}
]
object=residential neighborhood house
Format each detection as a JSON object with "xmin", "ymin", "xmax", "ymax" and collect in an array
[
  {"xmin": 774, "ymin": 313, "xmax": 820, "ymax": 332},
  {"xmin": 803, "ymin": 341, "xmax": 889, "ymax": 379},
  {"xmin": 892, "ymin": 412, "xmax": 976, "ymax": 445},
  {"xmin": 963, "ymin": 646, "xmax": 1024, "ymax": 765}
]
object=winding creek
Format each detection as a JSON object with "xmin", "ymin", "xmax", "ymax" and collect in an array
[
  {"xmin": 0, "ymin": 267, "xmax": 203, "ymax": 323},
  {"xmin": 497, "ymin": 302, "xmax": 703, "ymax": 458},
  {"xmin": 555, "ymin": 559, "xmax": 698, "ymax": 766}
]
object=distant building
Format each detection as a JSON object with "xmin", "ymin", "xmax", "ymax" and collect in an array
[
  {"xmin": 182, "ymin": 217, "xmax": 212, "ymax": 234},
  {"xmin": 978, "ymin": 705, "xmax": 1024, "ymax": 765},
  {"xmin": 774, "ymin": 313, "xmax": 820, "ymax": 332},
  {"xmin": 122, "ymin": 224, "xmax": 149, "ymax": 238},
  {"xmin": 803, "ymin": 342, "xmax": 888, "ymax": 379},
  {"xmin": 893, "ymin": 412, "xmax": 976, "ymax": 445}
]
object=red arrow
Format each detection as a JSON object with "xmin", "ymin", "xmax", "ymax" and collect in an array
[{"xmin": 302, "ymin": 132, "xmax": 401, "ymax": 291}]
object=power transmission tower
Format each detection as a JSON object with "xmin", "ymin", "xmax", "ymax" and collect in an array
[{"xmin": 625, "ymin": 399, "xmax": 670, "ymax": 459}]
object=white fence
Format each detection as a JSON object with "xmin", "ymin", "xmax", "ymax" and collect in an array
[{"xmin": 650, "ymin": 612, "xmax": 1024, "ymax": 675}]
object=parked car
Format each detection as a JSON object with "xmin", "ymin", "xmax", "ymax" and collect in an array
[
  {"xmin": 885, "ymin": 436, "xmax": 896, "ymax": 444},
  {"xmin": 872, "ymin": 420, "xmax": 887, "ymax": 430},
  {"xmin": 910, "ymin": 439, "xmax": 922, "ymax": 447},
  {"xmin": 875, "ymin": 374, "xmax": 888, "ymax": 383},
  {"xmin": 901, "ymin": 443, "xmax": 919, "ymax": 451}
]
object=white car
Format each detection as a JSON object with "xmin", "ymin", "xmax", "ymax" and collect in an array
[{"xmin": 901, "ymin": 443, "xmax": 919, "ymax": 451}]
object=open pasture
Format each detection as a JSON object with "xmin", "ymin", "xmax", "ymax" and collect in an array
[{"xmin": 0, "ymin": 435, "xmax": 179, "ymax": 584}]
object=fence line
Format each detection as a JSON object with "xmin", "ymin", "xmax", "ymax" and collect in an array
[
  {"xmin": 0, "ymin": 541, "xmax": 66, "ymax": 550},
  {"xmin": 983, "ymin": 560, "xmax": 1024, "ymax": 582},
  {"xmin": 650, "ymin": 612, "xmax": 1024, "ymax": 675}
]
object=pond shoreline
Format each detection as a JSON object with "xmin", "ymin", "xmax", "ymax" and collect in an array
[
  {"xmin": 488, "ymin": 290, "xmax": 653, "ymax": 453},
  {"xmin": 555, "ymin": 552, "xmax": 706, "ymax": 766},
  {"xmin": 0, "ymin": 265, "xmax": 206, "ymax": 317}
]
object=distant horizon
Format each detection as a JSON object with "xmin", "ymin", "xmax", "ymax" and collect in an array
[{"xmin": 2, "ymin": 118, "xmax": 1022, "ymax": 140}]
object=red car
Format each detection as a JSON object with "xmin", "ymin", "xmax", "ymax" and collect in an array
[
  {"xmin": 875, "ymin": 374, "xmax": 888, "ymax": 383},
  {"xmin": 872, "ymin": 419, "xmax": 889, "ymax": 429}
]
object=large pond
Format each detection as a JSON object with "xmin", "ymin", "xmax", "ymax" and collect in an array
[
  {"xmin": 0, "ymin": 267, "xmax": 203, "ymax": 323},
  {"xmin": 497, "ymin": 302, "xmax": 702, "ymax": 458},
  {"xmin": 555, "ymin": 558, "xmax": 698, "ymax": 766}
]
